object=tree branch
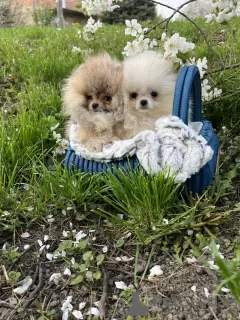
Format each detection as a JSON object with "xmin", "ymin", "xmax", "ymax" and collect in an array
[
  {"xmin": 147, "ymin": 0, "xmax": 217, "ymax": 62},
  {"xmin": 145, "ymin": 0, "xmax": 196, "ymax": 35}
]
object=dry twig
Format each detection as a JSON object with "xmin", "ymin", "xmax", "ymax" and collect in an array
[{"xmin": 99, "ymin": 267, "xmax": 108, "ymax": 320}]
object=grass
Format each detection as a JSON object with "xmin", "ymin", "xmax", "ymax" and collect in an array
[
  {"xmin": 0, "ymin": 18, "xmax": 240, "ymax": 317},
  {"xmin": 0, "ymin": 19, "xmax": 239, "ymax": 233}
]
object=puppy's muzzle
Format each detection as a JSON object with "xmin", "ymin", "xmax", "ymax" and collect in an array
[
  {"xmin": 92, "ymin": 103, "xmax": 99, "ymax": 111},
  {"xmin": 140, "ymin": 99, "xmax": 149, "ymax": 109}
]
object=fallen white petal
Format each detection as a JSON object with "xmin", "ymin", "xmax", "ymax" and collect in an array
[
  {"xmin": 115, "ymin": 256, "xmax": 134, "ymax": 262},
  {"xmin": 21, "ymin": 232, "xmax": 30, "ymax": 238},
  {"xmin": 62, "ymin": 209, "xmax": 67, "ymax": 216},
  {"xmin": 124, "ymin": 232, "xmax": 132, "ymax": 238},
  {"xmin": 46, "ymin": 253, "xmax": 54, "ymax": 261},
  {"xmin": 62, "ymin": 230, "xmax": 70, "ymax": 237},
  {"xmin": 62, "ymin": 309, "xmax": 69, "ymax": 320},
  {"xmin": 23, "ymin": 244, "xmax": 30, "ymax": 250},
  {"xmin": 13, "ymin": 278, "xmax": 33, "ymax": 295},
  {"xmin": 187, "ymin": 230, "xmax": 193, "ymax": 235},
  {"xmin": 204, "ymin": 287, "xmax": 210, "ymax": 298},
  {"xmin": 39, "ymin": 245, "xmax": 46, "ymax": 253},
  {"xmin": 87, "ymin": 307, "xmax": 99, "ymax": 317},
  {"xmin": 191, "ymin": 285, "xmax": 196, "ymax": 292},
  {"xmin": 49, "ymin": 273, "xmax": 62, "ymax": 285},
  {"xmin": 72, "ymin": 310, "xmax": 83, "ymax": 319},
  {"xmin": 89, "ymin": 229, "xmax": 96, "ymax": 233},
  {"xmin": 221, "ymin": 287, "xmax": 230, "ymax": 293},
  {"xmin": 102, "ymin": 246, "xmax": 108, "ymax": 253},
  {"xmin": 148, "ymin": 265, "xmax": 163, "ymax": 279},
  {"xmin": 115, "ymin": 281, "xmax": 127, "ymax": 290},
  {"xmin": 94, "ymin": 301, "xmax": 100, "ymax": 307},
  {"xmin": 71, "ymin": 257, "xmax": 76, "ymax": 265},
  {"xmin": 186, "ymin": 257, "xmax": 197, "ymax": 264},
  {"xmin": 37, "ymin": 240, "xmax": 43, "ymax": 247},
  {"xmin": 64, "ymin": 268, "xmax": 72, "ymax": 276},
  {"xmin": 79, "ymin": 302, "xmax": 86, "ymax": 310},
  {"xmin": 207, "ymin": 260, "xmax": 219, "ymax": 270},
  {"xmin": 44, "ymin": 235, "xmax": 49, "ymax": 242},
  {"xmin": 2, "ymin": 242, "xmax": 7, "ymax": 250}
]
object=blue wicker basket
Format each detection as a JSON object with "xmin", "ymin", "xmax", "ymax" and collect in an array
[{"xmin": 65, "ymin": 65, "xmax": 219, "ymax": 194}]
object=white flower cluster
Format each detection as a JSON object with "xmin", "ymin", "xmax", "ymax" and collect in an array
[
  {"xmin": 123, "ymin": 19, "xmax": 158, "ymax": 57},
  {"xmin": 206, "ymin": 0, "xmax": 240, "ymax": 23},
  {"xmin": 161, "ymin": 32, "xmax": 195, "ymax": 63},
  {"xmin": 188, "ymin": 57, "xmax": 222, "ymax": 102},
  {"xmin": 81, "ymin": 0, "xmax": 122, "ymax": 16},
  {"xmin": 80, "ymin": 17, "xmax": 103, "ymax": 41},
  {"xmin": 51, "ymin": 125, "xmax": 69, "ymax": 155}
]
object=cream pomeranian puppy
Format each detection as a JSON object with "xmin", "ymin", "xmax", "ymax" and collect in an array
[
  {"xmin": 62, "ymin": 53, "xmax": 125, "ymax": 152},
  {"xmin": 123, "ymin": 51, "xmax": 177, "ymax": 138}
]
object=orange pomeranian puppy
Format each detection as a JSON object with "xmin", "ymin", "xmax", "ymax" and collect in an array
[{"xmin": 62, "ymin": 53, "xmax": 125, "ymax": 152}]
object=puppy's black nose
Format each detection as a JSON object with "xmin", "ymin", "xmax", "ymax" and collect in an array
[
  {"xmin": 92, "ymin": 103, "xmax": 99, "ymax": 110},
  {"xmin": 140, "ymin": 100, "xmax": 148, "ymax": 108}
]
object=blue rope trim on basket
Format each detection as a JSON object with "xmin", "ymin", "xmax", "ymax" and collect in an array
[{"xmin": 65, "ymin": 65, "xmax": 219, "ymax": 194}]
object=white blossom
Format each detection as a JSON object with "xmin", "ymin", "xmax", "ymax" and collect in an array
[
  {"xmin": 82, "ymin": 0, "xmax": 122, "ymax": 16},
  {"xmin": 162, "ymin": 33, "xmax": 195, "ymax": 61},
  {"xmin": 206, "ymin": 0, "xmax": 240, "ymax": 23},
  {"xmin": 125, "ymin": 19, "xmax": 142, "ymax": 37}
]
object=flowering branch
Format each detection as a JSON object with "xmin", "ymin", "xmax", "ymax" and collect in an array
[
  {"xmin": 145, "ymin": 0, "xmax": 196, "ymax": 35},
  {"xmin": 148, "ymin": 0, "xmax": 214, "ymax": 55}
]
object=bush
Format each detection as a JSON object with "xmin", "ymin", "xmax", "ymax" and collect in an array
[
  {"xmin": 33, "ymin": 6, "xmax": 56, "ymax": 26},
  {"xmin": 101, "ymin": 0, "xmax": 156, "ymax": 24}
]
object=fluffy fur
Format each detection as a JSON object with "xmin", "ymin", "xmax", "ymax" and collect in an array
[
  {"xmin": 123, "ymin": 51, "xmax": 177, "ymax": 138},
  {"xmin": 62, "ymin": 53, "xmax": 125, "ymax": 152}
]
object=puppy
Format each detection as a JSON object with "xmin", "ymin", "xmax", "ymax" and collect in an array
[
  {"xmin": 123, "ymin": 51, "xmax": 177, "ymax": 138},
  {"xmin": 62, "ymin": 53, "xmax": 125, "ymax": 152}
]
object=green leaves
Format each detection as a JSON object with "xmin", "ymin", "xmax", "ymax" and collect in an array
[{"xmin": 70, "ymin": 274, "xmax": 84, "ymax": 286}]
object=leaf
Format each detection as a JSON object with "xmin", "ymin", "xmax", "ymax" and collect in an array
[
  {"xmin": 56, "ymin": 240, "xmax": 73, "ymax": 252},
  {"xmin": 93, "ymin": 270, "xmax": 102, "ymax": 280},
  {"xmin": 115, "ymin": 238, "xmax": 124, "ymax": 248},
  {"xmin": 70, "ymin": 274, "xmax": 84, "ymax": 285},
  {"xmin": 9, "ymin": 271, "xmax": 21, "ymax": 282},
  {"xmin": 83, "ymin": 251, "xmax": 93, "ymax": 262},
  {"xmin": 96, "ymin": 254, "xmax": 104, "ymax": 265},
  {"xmin": 77, "ymin": 240, "xmax": 88, "ymax": 250}
]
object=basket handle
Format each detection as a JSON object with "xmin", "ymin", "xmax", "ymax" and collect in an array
[{"xmin": 172, "ymin": 65, "xmax": 202, "ymax": 125}]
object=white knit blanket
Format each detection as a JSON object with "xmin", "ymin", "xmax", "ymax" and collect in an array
[{"xmin": 69, "ymin": 116, "xmax": 213, "ymax": 183}]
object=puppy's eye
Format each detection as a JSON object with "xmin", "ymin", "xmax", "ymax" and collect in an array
[
  {"xmin": 131, "ymin": 93, "xmax": 137, "ymax": 99},
  {"xmin": 104, "ymin": 96, "xmax": 112, "ymax": 101},
  {"xmin": 87, "ymin": 95, "xmax": 92, "ymax": 100},
  {"xmin": 151, "ymin": 91, "xmax": 158, "ymax": 98}
]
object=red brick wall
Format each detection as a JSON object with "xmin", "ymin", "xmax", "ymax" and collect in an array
[{"xmin": 19, "ymin": 0, "xmax": 81, "ymax": 10}]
